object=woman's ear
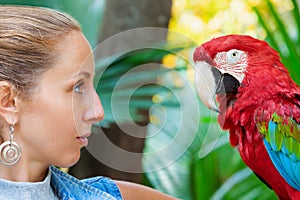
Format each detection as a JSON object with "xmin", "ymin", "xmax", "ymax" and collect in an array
[{"xmin": 0, "ymin": 81, "xmax": 20, "ymax": 125}]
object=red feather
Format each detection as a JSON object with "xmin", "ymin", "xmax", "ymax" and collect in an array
[{"xmin": 195, "ymin": 35, "xmax": 300, "ymax": 199}]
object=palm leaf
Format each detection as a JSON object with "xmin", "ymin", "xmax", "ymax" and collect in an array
[
  {"xmin": 94, "ymin": 47, "xmax": 187, "ymax": 127},
  {"xmin": 291, "ymin": 0, "xmax": 300, "ymax": 45},
  {"xmin": 251, "ymin": 0, "xmax": 300, "ymax": 84}
]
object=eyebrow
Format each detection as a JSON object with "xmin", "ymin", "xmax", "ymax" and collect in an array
[{"xmin": 71, "ymin": 71, "xmax": 92, "ymax": 79}]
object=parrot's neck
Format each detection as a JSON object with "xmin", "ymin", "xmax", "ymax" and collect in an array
[{"xmin": 217, "ymin": 64, "xmax": 300, "ymax": 146}]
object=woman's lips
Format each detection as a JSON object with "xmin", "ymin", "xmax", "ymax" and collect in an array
[{"xmin": 77, "ymin": 133, "xmax": 91, "ymax": 147}]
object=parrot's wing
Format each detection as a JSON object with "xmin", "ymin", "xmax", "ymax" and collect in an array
[{"xmin": 258, "ymin": 113, "xmax": 300, "ymax": 190}]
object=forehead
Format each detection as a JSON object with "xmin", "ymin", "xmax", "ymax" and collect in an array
[
  {"xmin": 48, "ymin": 31, "xmax": 94, "ymax": 77},
  {"xmin": 36, "ymin": 31, "xmax": 94, "ymax": 90},
  {"xmin": 57, "ymin": 31, "xmax": 93, "ymax": 69}
]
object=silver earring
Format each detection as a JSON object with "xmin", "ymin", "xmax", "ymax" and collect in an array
[{"xmin": 0, "ymin": 124, "xmax": 21, "ymax": 166}]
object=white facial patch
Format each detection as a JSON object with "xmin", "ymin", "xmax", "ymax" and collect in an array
[{"xmin": 214, "ymin": 49, "xmax": 248, "ymax": 83}]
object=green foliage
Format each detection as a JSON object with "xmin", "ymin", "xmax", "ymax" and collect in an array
[
  {"xmin": 252, "ymin": 0, "xmax": 300, "ymax": 85},
  {"xmin": 0, "ymin": 0, "xmax": 105, "ymax": 47},
  {"xmin": 93, "ymin": 47, "xmax": 186, "ymax": 127}
]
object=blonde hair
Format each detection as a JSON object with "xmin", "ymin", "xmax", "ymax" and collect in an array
[{"xmin": 0, "ymin": 6, "xmax": 81, "ymax": 98}]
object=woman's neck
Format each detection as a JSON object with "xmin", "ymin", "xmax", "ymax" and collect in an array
[{"xmin": 0, "ymin": 160, "xmax": 48, "ymax": 182}]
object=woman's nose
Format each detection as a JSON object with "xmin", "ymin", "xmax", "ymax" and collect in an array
[{"xmin": 85, "ymin": 90, "xmax": 104, "ymax": 124}]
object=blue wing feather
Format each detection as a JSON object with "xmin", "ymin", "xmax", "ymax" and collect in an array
[
  {"xmin": 264, "ymin": 140, "xmax": 300, "ymax": 190},
  {"xmin": 262, "ymin": 115, "xmax": 300, "ymax": 190}
]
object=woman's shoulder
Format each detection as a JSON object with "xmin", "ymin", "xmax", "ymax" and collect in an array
[
  {"xmin": 50, "ymin": 166, "xmax": 122, "ymax": 200},
  {"xmin": 81, "ymin": 175, "xmax": 122, "ymax": 197}
]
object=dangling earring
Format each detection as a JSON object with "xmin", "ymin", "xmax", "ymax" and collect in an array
[{"xmin": 0, "ymin": 123, "xmax": 21, "ymax": 166}]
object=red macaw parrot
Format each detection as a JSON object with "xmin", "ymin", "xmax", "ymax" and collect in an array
[{"xmin": 193, "ymin": 34, "xmax": 300, "ymax": 199}]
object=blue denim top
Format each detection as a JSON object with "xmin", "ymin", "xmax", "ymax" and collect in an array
[{"xmin": 50, "ymin": 166, "xmax": 123, "ymax": 200}]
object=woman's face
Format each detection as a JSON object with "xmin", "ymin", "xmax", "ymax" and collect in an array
[{"xmin": 17, "ymin": 31, "xmax": 104, "ymax": 168}]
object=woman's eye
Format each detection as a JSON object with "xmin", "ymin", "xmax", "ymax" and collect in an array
[{"xmin": 74, "ymin": 82, "xmax": 84, "ymax": 94}]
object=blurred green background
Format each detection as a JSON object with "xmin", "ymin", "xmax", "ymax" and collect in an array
[{"xmin": 1, "ymin": 0, "xmax": 299, "ymax": 199}]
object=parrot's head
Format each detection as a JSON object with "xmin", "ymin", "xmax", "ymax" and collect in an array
[{"xmin": 193, "ymin": 34, "xmax": 287, "ymax": 113}]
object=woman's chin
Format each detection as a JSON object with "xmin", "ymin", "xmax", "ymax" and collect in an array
[{"xmin": 54, "ymin": 151, "xmax": 81, "ymax": 168}]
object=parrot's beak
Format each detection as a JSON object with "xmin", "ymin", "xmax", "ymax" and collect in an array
[
  {"xmin": 194, "ymin": 61, "xmax": 241, "ymax": 113},
  {"xmin": 194, "ymin": 61, "xmax": 220, "ymax": 113}
]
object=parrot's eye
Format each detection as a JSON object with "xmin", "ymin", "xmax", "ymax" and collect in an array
[{"xmin": 227, "ymin": 49, "xmax": 243, "ymax": 64}]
